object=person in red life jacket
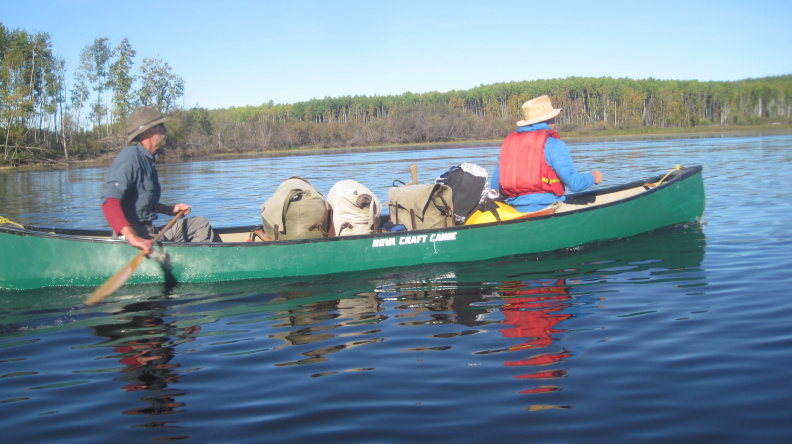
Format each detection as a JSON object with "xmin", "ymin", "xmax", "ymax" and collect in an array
[
  {"xmin": 490, "ymin": 95, "xmax": 603, "ymax": 213},
  {"xmin": 101, "ymin": 106, "xmax": 220, "ymax": 255}
]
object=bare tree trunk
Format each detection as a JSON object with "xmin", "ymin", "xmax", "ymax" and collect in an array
[{"xmin": 60, "ymin": 96, "xmax": 68, "ymax": 160}]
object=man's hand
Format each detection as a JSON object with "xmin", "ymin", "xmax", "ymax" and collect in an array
[
  {"xmin": 121, "ymin": 226, "xmax": 153, "ymax": 255},
  {"xmin": 172, "ymin": 203, "xmax": 191, "ymax": 216},
  {"xmin": 591, "ymin": 171, "xmax": 603, "ymax": 185},
  {"xmin": 157, "ymin": 203, "xmax": 191, "ymax": 217}
]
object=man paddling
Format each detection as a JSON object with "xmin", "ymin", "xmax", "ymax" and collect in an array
[
  {"xmin": 490, "ymin": 95, "xmax": 603, "ymax": 213},
  {"xmin": 101, "ymin": 106, "xmax": 220, "ymax": 255}
]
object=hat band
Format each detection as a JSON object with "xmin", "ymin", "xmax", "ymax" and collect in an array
[{"xmin": 126, "ymin": 116, "xmax": 164, "ymax": 137}]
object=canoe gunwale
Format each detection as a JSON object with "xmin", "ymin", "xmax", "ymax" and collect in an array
[{"xmin": 0, "ymin": 165, "xmax": 704, "ymax": 247}]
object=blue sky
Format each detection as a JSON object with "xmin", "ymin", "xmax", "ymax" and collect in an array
[{"xmin": 3, "ymin": 0, "xmax": 791, "ymax": 110}]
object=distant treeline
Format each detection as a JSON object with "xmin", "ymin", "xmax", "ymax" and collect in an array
[
  {"xmin": 1, "ymin": 18, "xmax": 791, "ymax": 166},
  {"xmin": 163, "ymin": 75, "xmax": 792, "ymax": 158}
]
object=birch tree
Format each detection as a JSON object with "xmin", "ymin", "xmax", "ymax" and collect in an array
[
  {"xmin": 0, "ymin": 29, "xmax": 33, "ymax": 162},
  {"xmin": 88, "ymin": 37, "xmax": 111, "ymax": 135},
  {"xmin": 70, "ymin": 46, "xmax": 91, "ymax": 133},
  {"xmin": 109, "ymin": 38, "xmax": 136, "ymax": 129},
  {"xmin": 136, "ymin": 56, "xmax": 184, "ymax": 111}
]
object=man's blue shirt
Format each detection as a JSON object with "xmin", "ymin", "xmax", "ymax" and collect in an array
[{"xmin": 101, "ymin": 143, "xmax": 161, "ymax": 223}]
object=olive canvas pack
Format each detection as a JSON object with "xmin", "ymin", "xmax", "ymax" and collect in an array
[
  {"xmin": 260, "ymin": 176, "xmax": 332, "ymax": 240},
  {"xmin": 386, "ymin": 183, "xmax": 454, "ymax": 230}
]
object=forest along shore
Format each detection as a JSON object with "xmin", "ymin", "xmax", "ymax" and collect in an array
[
  {"xmin": 2, "ymin": 29, "xmax": 790, "ymax": 173},
  {"xmin": 3, "ymin": 124, "xmax": 791, "ymax": 173}
]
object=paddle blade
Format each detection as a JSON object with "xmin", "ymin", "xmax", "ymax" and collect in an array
[{"xmin": 85, "ymin": 253, "xmax": 145, "ymax": 305}]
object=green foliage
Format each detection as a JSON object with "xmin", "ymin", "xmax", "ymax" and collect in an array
[
  {"xmin": 109, "ymin": 38, "xmax": 136, "ymax": 126},
  {"xmin": 136, "ymin": 56, "xmax": 184, "ymax": 112},
  {"xmin": 87, "ymin": 37, "xmax": 112, "ymax": 133},
  {"xmin": 242, "ymin": 75, "xmax": 792, "ymax": 132},
  {"xmin": 0, "ymin": 24, "xmax": 66, "ymax": 163},
  {"xmin": 154, "ymin": 75, "xmax": 791, "ymax": 160}
]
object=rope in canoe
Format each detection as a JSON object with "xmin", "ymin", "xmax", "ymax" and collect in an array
[
  {"xmin": 645, "ymin": 165, "xmax": 683, "ymax": 188},
  {"xmin": 657, "ymin": 165, "xmax": 682, "ymax": 186},
  {"xmin": 0, "ymin": 216, "xmax": 24, "ymax": 228}
]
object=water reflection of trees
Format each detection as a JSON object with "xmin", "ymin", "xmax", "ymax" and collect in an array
[
  {"xmin": 92, "ymin": 301, "xmax": 199, "ymax": 422},
  {"xmin": 268, "ymin": 293, "xmax": 387, "ymax": 367}
]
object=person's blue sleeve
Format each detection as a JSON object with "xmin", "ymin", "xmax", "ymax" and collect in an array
[
  {"xmin": 491, "ymin": 156, "xmax": 500, "ymax": 191},
  {"xmin": 545, "ymin": 138, "xmax": 594, "ymax": 192}
]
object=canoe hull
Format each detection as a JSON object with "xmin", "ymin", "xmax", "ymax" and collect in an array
[{"xmin": 0, "ymin": 166, "xmax": 705, "ymax": 291}]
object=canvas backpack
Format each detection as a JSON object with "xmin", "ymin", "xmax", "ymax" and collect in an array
[
  {"xmin": 386, "ymin": 182, "xmax": 454, "ymax": 230},
  {"xmin": 435, "ymin": 162, "xmax": 489, "ymax": 224},
  {"xmin": 260, "ymin": 176, "xmax": 332, "ymax": 240},
  {"xmin": 327, "ymin": 179, "xmax": 382, "ymax": 236}
]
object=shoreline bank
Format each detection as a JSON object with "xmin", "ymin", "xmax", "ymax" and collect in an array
[{"xmin": 3, "ymin": 124, "xmax": 791, "ymax": 172}]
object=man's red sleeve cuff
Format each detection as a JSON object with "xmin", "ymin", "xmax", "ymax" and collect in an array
[{"xmin": 101, "ymin": 198, "xmax": 130, "ymax": 235}]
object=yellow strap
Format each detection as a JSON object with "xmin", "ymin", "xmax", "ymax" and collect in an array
[
  {"xmin": 542, "ymin": 177, "xmax": 561, "ymax": 185},
  {"xmin": 0, "ymin": 216, "xmax": 24, "ymax": 228},
  {"xmin": 657, "ymin": 165, "xmax": 682, "ymax": 186}
]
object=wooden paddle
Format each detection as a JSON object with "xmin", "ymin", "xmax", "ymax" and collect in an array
[
  {"xmin": 409, "ymin": 162, "xmax": 418, "ymax": 185},
  {"xmin": 85, "ymin": 210, "xmax": 184, "ymax": 306}
]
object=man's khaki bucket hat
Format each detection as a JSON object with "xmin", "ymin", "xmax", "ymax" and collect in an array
[
  {"xmin": 516, "ymin": 95, "xmax": 561, "ymax": 126},
  {"xmin": 125, "ymin": 106, "xmax": 170, "ymax": 144}
]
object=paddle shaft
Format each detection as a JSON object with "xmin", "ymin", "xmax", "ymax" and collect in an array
[
  {"xmin": 147, "ymin": 209, "xmax": 185, "ymax": 245},
  {"xmin": 85, "ymin": 210, "xmax": 185, "ymax": 305}
]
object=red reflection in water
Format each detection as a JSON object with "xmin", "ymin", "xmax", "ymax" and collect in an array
[
  {"xmin": 93, "ymin": 301, "xmax": 200, "ymax": 418},
  {"xmin": 498, "ymin": 279, "xmax": 572, "ymax": 387}
]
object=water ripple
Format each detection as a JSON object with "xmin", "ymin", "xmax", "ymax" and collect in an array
[{"xmin": 3, "ymin": 135, "xmax": 792, "ymax": 442}]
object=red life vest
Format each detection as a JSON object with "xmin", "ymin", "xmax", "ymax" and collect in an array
[{"xmin": 498, "ymin": 130, "xmax": 565, "ymax": 197}]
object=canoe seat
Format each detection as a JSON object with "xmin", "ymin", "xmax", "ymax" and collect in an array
[{"xmin": 562, "ymin": 185, "xmax": 650, "ymax": 211}]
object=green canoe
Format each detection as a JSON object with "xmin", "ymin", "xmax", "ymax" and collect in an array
[{"xmin": 0, "ymin": 166, "xmax": 705, "ymax": 291}]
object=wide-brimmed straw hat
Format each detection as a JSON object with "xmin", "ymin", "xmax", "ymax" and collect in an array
[
  {"xmin": 125, "ymin": 106, "xmax": 170, "ymax": 144},
  {"xmin": 516, "ymin": 95, "xmax": 561, "ymax": 126}
]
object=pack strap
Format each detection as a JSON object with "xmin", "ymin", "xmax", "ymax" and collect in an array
[
  {"xmin": 478, "ymin": 200, "xmax": 503, "ymax": 222},
  {"xmin": 250, "ymin": 228, "xmax": 272, "ymax": 241},
  {"xmin": 429, "ymin": 192, "xmax": 452, "ymax": 227},
  {"xmin": 336, "ymin": 222, "xmax": 353, "ymax": 236},
  {"xmin": 309, "ymin": 204, "xmax": 334, "ymax": 237}
]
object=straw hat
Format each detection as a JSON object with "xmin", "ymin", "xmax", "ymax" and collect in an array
[
  {"xmin": 125, "ymin": 106, "xmax": 170, "ymax": 144},
  {"xmin": 516, "ymin": 95, "xmax": 561, "ymax": 126}
]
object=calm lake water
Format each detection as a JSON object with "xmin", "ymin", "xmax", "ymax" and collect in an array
[{"xmin": 1, "ymin": 133, "xmax": 791, "ymax": 443}]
